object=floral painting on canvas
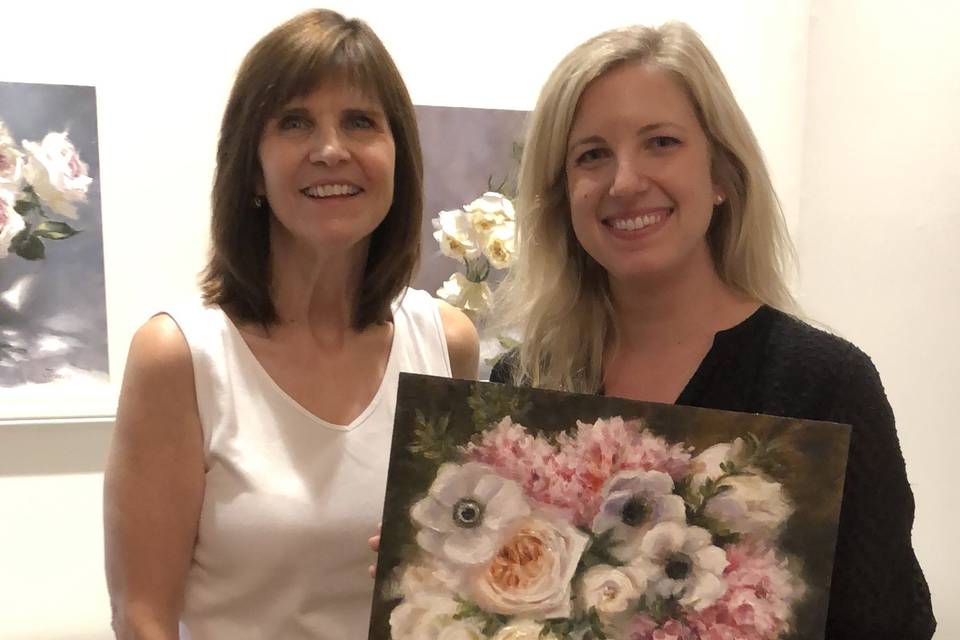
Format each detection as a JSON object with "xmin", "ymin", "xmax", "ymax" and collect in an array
[
  {"xmin": 369, "ymin": 374, "xmax": 850, "ymax": 640},
  {"xmin": 0, "ymin": 81, "xmax": 108, "ymax": 420}
]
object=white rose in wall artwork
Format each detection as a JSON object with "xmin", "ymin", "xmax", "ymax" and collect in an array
[
  {"xmin": 22, "ymin": 130, "xmax": 92, "ymax": 219},
  {"xmin": 430, "ymin": 191, "xmax": 516, "ymax": 318}
]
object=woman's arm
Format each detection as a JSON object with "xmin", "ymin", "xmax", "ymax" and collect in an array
[
  {"xmin": 436, "ymin": 301, "xmax": 480, "ymax": 380},
  {"xmin": 825, "ymin": 349, "xmax": 936, "ymax": 639},
  {"xmin": 103, "ymin": 315, "xmax": 206, "ymax": 639}
]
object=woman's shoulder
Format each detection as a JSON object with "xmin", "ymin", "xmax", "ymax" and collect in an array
[
  {"xmin": 764, "ymin": 308, "xmax": 878, "ymax": 377},
  {"xmin": 397, "ymin": 288, "xmax": 479, "ymax": 379},
  {"xmin": 434, "ymin": 300, "xmax": 479, "ymax": 379},
  {"xmin": 759, "ymin": 307, "xmax": 889, "ymax": 421}
]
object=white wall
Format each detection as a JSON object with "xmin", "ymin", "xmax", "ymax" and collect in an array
[
  {"xmin": 1, "ymin": 0, "xmax": 952, "ymax": 637},
  {"xmin": 799, "ymin": 0, "xmax": 960, "ymax": 636}
]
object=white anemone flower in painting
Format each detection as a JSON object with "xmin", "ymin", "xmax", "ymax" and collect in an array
[
  {"xmin": 629, "ymin": 521, "xmax": 729, "ymax": 611},
  {"xmin": 592, "ymin": 469, "xmax": 687, "ymax": 559},
  {"xmin": 411, "ymin": 462, "xmax": 531, "ymax": 567}
]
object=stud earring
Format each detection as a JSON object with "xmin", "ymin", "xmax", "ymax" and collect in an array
[
  {"xmin": 252, "ymin": 195, "xmax": 265, "ymax": 209},
  {"xmin": 714, "ymin": 194, "xmax": 725, "ymax": 206}
]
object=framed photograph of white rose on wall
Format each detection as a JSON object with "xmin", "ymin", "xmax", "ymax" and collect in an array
[
  {"xmin": 370, "ymin": 374, "xmax": 850, "ymax": 640},
  {"xmin": 0, "ymin": 81, "xmax": 110, "ymax": 422}
]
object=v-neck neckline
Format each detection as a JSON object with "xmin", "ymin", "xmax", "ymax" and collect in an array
[
  {"xmin": 674, "ymin": 304, "xmax": 774, "ymax": 405},
  {"xmin": 221, "ymin": 307, "xmax": 401, "ymax": 431},
  {"xmin": 599, "ymin": 305, "xmax": 775, "ymax": 405}
]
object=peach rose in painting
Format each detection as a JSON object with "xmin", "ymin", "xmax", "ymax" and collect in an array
[{"xmin": 465, "ymin": 512, "xmax": 588, "ymax": 618}]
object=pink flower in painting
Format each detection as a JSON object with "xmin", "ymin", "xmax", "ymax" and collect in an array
[
  {"xmin": 628, "ymin": 616, "xmax": 695, "ymax": 640},
  {"xmin": 549, "ymin": 417, "xmax": 692, "ymax": 525},
  {"xmin": 684, "ymin": 543, "xmax": 804, "ymax": 640},
  {"xmin": 461, "ymin": 416, "xmax": 570, "ymax": 514},
  {"xmin": 462, "ymin": 417, "xmax": 555, "ymax": 485},
  {"xmin": 462, "ymin": 416, "xmax": 693, "ymax": 526},
  {"xmin": 22, "ymin": 131, "xmax": 92, "ymax": 218}
]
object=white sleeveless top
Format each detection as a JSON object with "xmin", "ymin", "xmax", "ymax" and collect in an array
[{"xmin": 164, "ymin": 288, "xmax": 452, "ymax": 639}]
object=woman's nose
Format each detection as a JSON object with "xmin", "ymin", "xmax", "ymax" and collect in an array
[
  {"xmin": 608, "ymin": 156, "xmax": 651, "ymax": 198},
  {"xmin": 308, "ymin": 128, "xmax": 350, "ymax": 166}
]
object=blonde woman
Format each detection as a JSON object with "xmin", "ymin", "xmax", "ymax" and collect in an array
[{"xmin": 491, "ymin": 23, "xmax": 934, "ymax": 639}]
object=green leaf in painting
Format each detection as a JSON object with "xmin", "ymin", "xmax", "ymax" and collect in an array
[
  {"xmin": 467, "ymin": 383, "xmax": 531, "ymax": 434},
  {"xmin": 13, "ymin": 199, "xmax": 38, "ymax": 216},
  {"xmin": 576, "ymin": 528, "xmax": 625, "ymax": 572},
  {"xmin": 35, "ymin": 220, "xmax": 81, "ymax": 239},
  {"xmin": 11, "ymin": 229, "xmax": 45, "ymax": 260},
  {"xmin": 408, "ymin": 410, "xmax": 456, "ymax": 461}
]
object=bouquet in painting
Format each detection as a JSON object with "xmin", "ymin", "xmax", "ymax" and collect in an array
[
  {"xmin": 0, "ymin": 118, "xmax": 91, "ymax": 261},
  {"xmin": 431, "ymin": 191, "xmax": 516, "ymax": 318},
  {"xmin": 390, "ymin": 415, "xmax": 805, "ymax": 640}
]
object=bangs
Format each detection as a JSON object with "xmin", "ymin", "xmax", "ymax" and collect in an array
[{"xmin": 259, "ymin": 31, "xmax": 386, "ymax": 119}]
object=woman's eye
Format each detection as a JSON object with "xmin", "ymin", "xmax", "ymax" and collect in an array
[
  {"xmin": 278, "ymin": 115, "xmax": 309, "ymax": 131},
  {"xmin": 345, "ymin": 112, "xmax": 376, "ymax": 130},
  {"xmin": 649, "ymin": 135, "xmax": 680, "ymax": 149},
  {"xmin": 575, "ymin": 147, "xmax": 609, "ymax": 165}
]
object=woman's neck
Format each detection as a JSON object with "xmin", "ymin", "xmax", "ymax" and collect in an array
[
  {"xmin": 264, "ymin": 222, "xmax": 372, "ymax": 345},
  {"xmin": 607, "ymin": 247, "xmax": 758, "ymax": 353}
]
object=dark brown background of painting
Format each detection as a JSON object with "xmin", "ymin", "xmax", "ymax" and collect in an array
[{"xmin": 369, "ymin": 374, "xmax": 850, "ymax": 640}]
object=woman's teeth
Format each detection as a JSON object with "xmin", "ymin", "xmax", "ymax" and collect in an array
[
  {"xmin": 610, "ymin": 211, "xmax": 666, "ymax": 231},
  {"xmin": 302, "ymin": 184, "xmax": 360, "ymax": 198}
]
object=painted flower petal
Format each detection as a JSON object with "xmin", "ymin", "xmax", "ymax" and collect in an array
[
  {"xmin": 605, "ymin": 469, "xmax": 674, "ymax": 497},
  {"xmin": 483, "ymin": 482, "xmax": 530, "ymax": 529},
  {"xmin": 411, "ymin": 494, "xmax": 458, "ymax": 533},
  {"xmin": 431, "ymin": 462, "xmax": 487, "ymax": 506},
  {"xmin": 693, "ymin": 544, "xmax": 729, "ymax": 576},
  {"xmin": 680, "ymin": 570, "xmax": 727, "ymax": 611},
  {"xmin": 416, "ymin": 528, "xmax": 446, "ymax": 557},
  {"xmin": 650, "ymin": 496, "xmax": 685, "ymax": 526},
  {"xmin": 682, "ymin": 525, "xmax": 713, "ymax": 552},
  {"xmin": 444, "ymin": 528, "xmax": 499, "ymax": 565},
  {"xmin": 640, "ymin": 522, "xmax": 686, "ymax": 560}
]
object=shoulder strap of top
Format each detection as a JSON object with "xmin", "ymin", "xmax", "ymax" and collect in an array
[
  {"xmin": 394, "ymin": 288, "xmax": 452, "ymax": 377},
  {"xmin": 157, "ymin": 299, "xmax": 229, "ymax": 452}
]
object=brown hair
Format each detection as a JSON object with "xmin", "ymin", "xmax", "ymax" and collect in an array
[{"xmin": 200, "ymin": 9, "xmax": 422, "ymax": 329}]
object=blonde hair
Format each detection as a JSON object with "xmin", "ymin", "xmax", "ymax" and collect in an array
[{"xmin": 495, "ymin": 22, "xmax": 796, "ymax": 392}]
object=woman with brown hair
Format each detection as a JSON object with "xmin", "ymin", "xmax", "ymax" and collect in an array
[
  {"xmin": 491, "ymin": 22, "xmax": 934, "ymax": 639},
  {"xmin": 103, "ymin": 9, "xmax": 477, "ymax": 639}
]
